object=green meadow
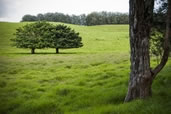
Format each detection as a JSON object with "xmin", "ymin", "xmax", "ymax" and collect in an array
[{"xmin": 0, "ymin": 22, "xmax": 171, "ymax": 114}]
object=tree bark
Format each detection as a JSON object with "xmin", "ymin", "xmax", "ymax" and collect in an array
[
  {"xmin": 56, "ymin": 48, "xmax": 59, "ymax": 54},
  {"xmin": 31, "ymin": 48, "xmax": 35, "ymax": 54},
  {"xmin": 125, "ymin": 0, "xmax": 154, "ymax": 102},
  {"xmin": 125, "ymin": 0, "xmax": 171, "ymax": 102}
]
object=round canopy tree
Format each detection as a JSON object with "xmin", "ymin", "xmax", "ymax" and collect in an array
[
  {"xmin": 11, "ymin": 21, "xmax": 53, "ymax": 54},
  {"xmin": 49, "ymin": 24, "xmax": 83, "ymax": 53}
]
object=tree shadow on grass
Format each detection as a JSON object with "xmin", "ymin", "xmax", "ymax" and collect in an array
[{"xmin": 8, "ymin": 52, "xmax": 83, "ymax": 55}]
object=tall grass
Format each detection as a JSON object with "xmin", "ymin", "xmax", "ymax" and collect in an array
[{"xmin": 0, "ymin": 22, "xmax": 171, "ymax": 114}]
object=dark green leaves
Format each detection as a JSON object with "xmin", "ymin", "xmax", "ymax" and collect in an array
[
  {"xmin": 50, "ymin": 24, "xmax": 83, "ymax": 49},
  {"xmin": 11, "ymin": 22, "xmax": 83, "ymax": 54}
]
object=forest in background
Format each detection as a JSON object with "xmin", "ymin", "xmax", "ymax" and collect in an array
[{"xmin": 21, "ymin": 11, "xmax": 129, "ymax": 25}]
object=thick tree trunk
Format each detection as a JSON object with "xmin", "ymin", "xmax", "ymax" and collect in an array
[
  {"xmin": 56, "ymin": 48, "xmax": 59, "ymax": 54},
  {"xmin": 31, "ymin": 48, "xmax": 35, "ymax": 54},
  {"xmin": 125, "ymin": 0, "xmax": 154, "ymax": 102},
  {"xmin": 125, "ymin": 0, "xmax": 171, "ymax": 102}
]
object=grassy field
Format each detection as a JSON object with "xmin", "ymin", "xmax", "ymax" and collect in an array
[{"xmin": 0, "ymin": 22, "xmax": 171, "ymax": 114}]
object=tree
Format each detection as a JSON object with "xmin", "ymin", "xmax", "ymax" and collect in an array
[
  {"xmin": 11, "ymin": 21, "xmax": 53, "ymax": 54},
  {"xmin": 71, "ymin": 15, "xmax": 81, "ymax": 25},
  {"xmin": 86, "ymin": 12, "xmax": 100, "ymax": 25},
  {"xmin": 80, "ymin": 14, "xmax": 87, "ymax": 25},
  {"xmin": 125, "ymin": 0, "xmax": 170, "ymax": 102},
  {"xmin": 48, "ymin": 24, "xmax": 83, "ymax": 53},
  {"xmin": 37, "ymin": 13, "xmax": 45, "ymax": 21},
  {"xmin": 21, "ymin": 14, "xmax": 37, "ymax": 21}
]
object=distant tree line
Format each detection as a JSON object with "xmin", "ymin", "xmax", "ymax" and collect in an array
[{"xmin": 21, "ymin": 11, "xmax": 129, "ymax": 25}]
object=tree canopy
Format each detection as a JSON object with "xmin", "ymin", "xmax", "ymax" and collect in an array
[
  {"xmin": 46, "ymin": 24, "xmax": 83, "ymax": 53},
  {"xmin": 11, "ymin": 22, "xmax": 83, "ymax": 54},
  {"xmin": 11, "ymin": 21, "xmax": 52, "ymax": 54}
]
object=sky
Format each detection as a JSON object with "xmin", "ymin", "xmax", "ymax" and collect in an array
[{"xmin": 0, "ymin": 0, "xmax": 129, "ymax": 22}]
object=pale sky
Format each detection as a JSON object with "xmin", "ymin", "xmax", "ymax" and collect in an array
[{"xmin": 0, "ymin": 0, "xmax": 129, "ymax": 22}]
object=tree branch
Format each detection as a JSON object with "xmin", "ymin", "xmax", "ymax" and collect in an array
[{"xmin": 152, "ymin": 0, "xmax": 171, "ymax": 78}]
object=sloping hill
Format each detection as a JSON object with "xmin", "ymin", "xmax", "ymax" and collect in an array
[
  {"xmin": 0, "ymin": 22, "xmax": 129, "ymax": 54},
  {"xmin": 0, "ymin": 22, "xmax": 171, "ymax": 114}
]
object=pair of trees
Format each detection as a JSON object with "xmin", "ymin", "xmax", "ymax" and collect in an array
[
  {"xmin": 11, "ymin": 22, "xmax": 83, "ymax": 54},
  {"xmin": 125, "ymin": 0, "xmax": 170, "ymax": 102}
]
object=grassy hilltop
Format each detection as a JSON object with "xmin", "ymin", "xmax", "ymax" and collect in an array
[{"xmin": 0, "ymin": 22, "xmax": 171, "ymax": 114}]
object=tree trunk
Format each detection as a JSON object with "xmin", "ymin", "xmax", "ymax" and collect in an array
[
  {"xmin": 125, "ymin": 0, "xmax": 171, "ymax": 102},
  {"xmin": 125, "ymin": 0, "xmax": 154, "ymax": 102},
  {"xmin": 31, "ymin": 48, "xmax": 35, "ymax": 54},
  {"xmin": 56, "ymin": 48, "xmax": 59, "ymax": 54}
]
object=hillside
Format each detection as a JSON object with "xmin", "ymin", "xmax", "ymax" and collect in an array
[{"xmin": 0, "ymin": 22, "xmax": 171, "ymax": 114}]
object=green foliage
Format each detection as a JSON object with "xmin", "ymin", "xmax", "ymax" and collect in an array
[
  {"xmin": 11, "ymin": 21, "xmax": 53, "ymax": 53},
  {"xmin": 22, "ymin": 14, "xmax": 38, "ymax": 21},
  {"xmin": 152, "ymin": 0, "xmax": 171, "ymax": 64},
  {"xmin": 49, "ymin": 24, "xmax": 83, "ymax": 49},
  {"xmin": 21, "ymin": 11, "xmax": 129, "ymax": 25},
  {"xmin": 86, "ymin": 12, "xmax": 129, "ymax": 26},
  {"xmin": 11, "ymin": 22, "xmax": 83, "ymax": 54},
  {"xmin": 150, "ymin": 29, "xmax": 164, "ymax": 63}
]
